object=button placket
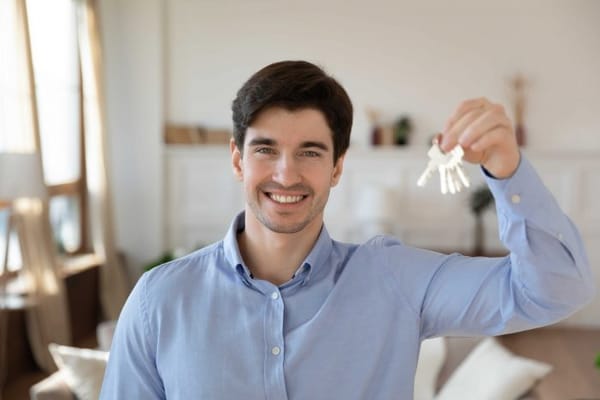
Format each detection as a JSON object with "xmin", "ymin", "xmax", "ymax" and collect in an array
[{"xmin": 263, "ymin": 287, "xmax": 287, "ymax": 399}]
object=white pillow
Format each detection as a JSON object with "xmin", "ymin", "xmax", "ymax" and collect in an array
[
  {"xmin": 414, "ymin": 337, "xmax": 447, "ymax": 400},
  {"xmin": 48, "ymin": 343, "xmax": 109, "ymax": 400},
  {"xmin": 435, "ymin": 337, "xmax": 551, "ymax": 400},
  {"xmin": 96, "ymin": 320, "xmax": 117, "ymax": 351}
]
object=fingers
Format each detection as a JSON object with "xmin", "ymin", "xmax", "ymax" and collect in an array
[
  {"xmin": 468, "ymin": 126, "xmax": 507, "ymax": 154},
  {"xmin": 441, "ymin": 99, "xmax": 510, "ymax": 153},
  {"xmin": 442, "ymin": 97, "xmax": 489, "ymax": 133},
  {"xmin": 439, "ymin": 97, "xmax": 519, "ymax": 178},
  {"xmin": 459, "ymin": 107, "xmax": 511, "ymax": 150},
  {"xmin": 441, "ymin": 109, "xmax": 484, "ymax": 151}
]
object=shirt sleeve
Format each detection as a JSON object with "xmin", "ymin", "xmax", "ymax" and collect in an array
[
  {"xmin": 99, "ymin": 273, "xmax": 165, "ymax": 399},
  {"xmin": 417, "ymin": 155, "xmax": 595, "ymax": 338}
]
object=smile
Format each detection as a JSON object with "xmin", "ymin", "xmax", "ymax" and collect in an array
[{"xmin": 268, "ymin": 193, "xmax": 306, "ymax": 204}]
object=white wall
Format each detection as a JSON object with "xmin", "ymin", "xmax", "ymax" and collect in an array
[
  {"xmin": 100, "ymin": 0, "xmax": 600, "ymax": 279},
  {"xmin": 99, "ymin": 0, "xmax": 164, "ymax": 278},
  {"xmin": 167, "ymin": 0, "xmax": 600, "ymax": 150}
]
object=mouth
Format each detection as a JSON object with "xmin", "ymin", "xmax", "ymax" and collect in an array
[{"xmin": 266, "ymin": 192, "xmax": 308, "ymax": 204}]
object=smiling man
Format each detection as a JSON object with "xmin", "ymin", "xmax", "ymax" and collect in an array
[
  {"xmin": 101, "ymin": 61, "xmax": 595, "ymax": 399},
  {"xmin": 233, "ymin": 107, "xmax": 344, "ymax": 285}
]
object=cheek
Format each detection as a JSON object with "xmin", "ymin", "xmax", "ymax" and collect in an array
[{"xmin": 242, "ymin": 159, "xmax": 268, "ymax": 184}]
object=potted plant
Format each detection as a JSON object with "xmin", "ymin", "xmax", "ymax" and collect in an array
[
  {"xmin": 469, "ymin": 185, "xmax": 495, "ymax": 256},
  {"xmin": 393, "ymin": 116, "xmax": 412, "ymax": 145}
]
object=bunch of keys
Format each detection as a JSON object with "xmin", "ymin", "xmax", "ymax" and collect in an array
[{"xmin": 417, "ymin": 140, "xmax": 470, "ymax": 194}]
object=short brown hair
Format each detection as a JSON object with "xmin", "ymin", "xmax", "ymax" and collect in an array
[{"xmin": 232, "ymin": 60, "xmax": 353, "ymax": 163}]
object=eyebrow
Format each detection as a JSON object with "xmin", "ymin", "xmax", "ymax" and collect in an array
[
  {"xmin": 247, "ymin": 137, "xmax": 330, "ymax": 152},
  {"xmin": 247, "ymin": 137, "xmax": 276, "ymax": 147},
  {"xmin": 300, "ymin": 141, "xmax": 329, "ymax": 152}
]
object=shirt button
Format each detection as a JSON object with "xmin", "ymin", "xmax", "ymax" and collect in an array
[
  {"xmin": 271, "ymin": 292, "xmax": 279, "ymax": 300},
  {"xmin": 557, "ymin": 232, "xmax": 563, "ymax": 240},
  {"xmin": 271, "ymin": 346, "xmax": 281, "ymax": 356},
  {"xmin": 511, "ymin": 194, "xmax": 521, "ymax": 204}
]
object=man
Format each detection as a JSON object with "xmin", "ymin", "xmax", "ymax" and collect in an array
[{"xmin": 100, "ymin": 61, "xmax": 594, "ymax": 399}]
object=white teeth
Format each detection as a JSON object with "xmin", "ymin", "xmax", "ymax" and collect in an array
[{"xmin": 269, "ymin": 194, "xmax": 304, "ymax": 204}]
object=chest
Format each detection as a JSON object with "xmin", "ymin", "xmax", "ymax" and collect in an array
[{"xmin": 155, "ymin": 268, "xmax": 420, "ymax": 399}]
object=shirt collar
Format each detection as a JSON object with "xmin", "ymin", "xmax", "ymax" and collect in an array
[{"xmin": 223, "ymin": 211, "xmax": 333, "ymax": 286}]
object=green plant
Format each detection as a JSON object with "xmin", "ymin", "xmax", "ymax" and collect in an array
[
  {"xmin": 143, "ymin": 243, "xmax": 205, "ymax": 272},
  {"xmin": 393, "ymin": 116, "xmax": 412, "ymax": 145},
  {"xmin": 143, "ymin": 251, "xmax": 176, "ymax": 272},
  {"xmin": 469, "ymin": 185, "xmax": 494, "ymax": 215},
  {"xmin": 595, "ymin": 352, "xmax": 600, "ymax": 370},
  {"xmin": 469, "ymin": 185, "xmax": 495, "ymax": 255}
]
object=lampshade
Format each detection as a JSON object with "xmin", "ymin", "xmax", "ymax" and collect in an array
[{"xmin": 0, "ymin": 153, "xmax": 47, "ymax": 200}]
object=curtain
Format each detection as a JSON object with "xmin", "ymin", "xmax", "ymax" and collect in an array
[
  {"xmin": 1, "ymin": 0, "xmax": 72, "ymax": 373},
  {"xmin": 19, "ymin": 199, "xmax": 72, "ymax": 372},
  {"xmin": 76, "ymin": 0, "xmax": 131, "ymax": 320}
]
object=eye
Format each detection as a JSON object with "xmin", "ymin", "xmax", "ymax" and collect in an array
[
  {"xmin": 255, "ymin": 147, "xmax": 276, "ymax": 155},
  {"xmin": 301, "ymin": 150, "xmax": 321, "ymax": 158}
]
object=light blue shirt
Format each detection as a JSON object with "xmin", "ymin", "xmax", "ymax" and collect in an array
[{"xmin": 100, "ymin": 157, "xmax": 594, "ymax": 399}]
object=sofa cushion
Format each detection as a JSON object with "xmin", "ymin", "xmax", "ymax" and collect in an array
[
  {"xmin": 435, "ymin": 337, "xmax": 552, "ymax": 400},
  {"xmin": 96, "ymin": 320, "xmax": 117, "ymax": 351},
  {"xmin": 47, "ymin": 343, "xmax": 109, "ymax": 400},
  {"xmin": 29, "ymin": 371, "xmax": 76, "ymax": 400},
  {"xmin": 414, "ymin": 337, "xmax": 447, "ymax": 400}
]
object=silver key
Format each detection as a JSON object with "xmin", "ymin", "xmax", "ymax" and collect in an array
[
  {"xmin": 417, "ymin": 142, "xmax": 470, "ymax": 194},
  {"xmin": 417, "ymin": 143, "xmax": 449, "ymax": 187}
]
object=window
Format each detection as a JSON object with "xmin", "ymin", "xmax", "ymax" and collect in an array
[
  {"xmin": 28, "ymin": 0, "xmax": 88, "ymax": 255},
  {"xmin": 0, "ymin": 0, "xmax": 88, "ymax": 277},
  {"xmin": 0, "ymin": 0, "xmax": 31, "ymax": 274}
]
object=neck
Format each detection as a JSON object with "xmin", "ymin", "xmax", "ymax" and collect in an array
[{"xmin": 237, "ymin": 212, "xmax": 322, "ymax": 286}]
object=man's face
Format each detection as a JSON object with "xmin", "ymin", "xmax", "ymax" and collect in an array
[{"xmin": 231, "ymin": 107, "xmax": 344, "ymax": 234}]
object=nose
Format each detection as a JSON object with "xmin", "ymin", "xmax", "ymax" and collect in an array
[{"xmin": 272, "ymin": 154, "xmax": 302, "ymax": 187}]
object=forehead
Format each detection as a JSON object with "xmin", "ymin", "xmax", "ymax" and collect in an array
[{"xmin": 245, "ymin": 107, "xmax": 333, "ymax": 146}]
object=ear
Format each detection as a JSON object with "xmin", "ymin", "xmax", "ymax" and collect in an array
[
  {"xmin": 330, "ymin": 153, "xmax": 345, "ymax": 187},
  {"xmin": 230, "ymin": 138, "xmax": 243, "ymax": 181}
]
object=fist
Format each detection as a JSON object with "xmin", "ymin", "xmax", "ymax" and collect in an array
[{"xmin": 439, "ymin": 98, "xmax": 520, "ymax": 179}]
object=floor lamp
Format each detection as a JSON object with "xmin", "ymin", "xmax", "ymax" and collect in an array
[{"xmin": 0, "ymin": 153, "xmax": 47, "ymax": 396}]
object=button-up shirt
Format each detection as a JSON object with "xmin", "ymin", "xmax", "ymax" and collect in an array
[{"xmin": 100, "ymin": 157, "xmax": 594, "ymax": 399}]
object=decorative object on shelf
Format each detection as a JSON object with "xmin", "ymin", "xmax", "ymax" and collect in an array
[
  {"xmin": 469, "ymin": 185, "xmax": 495, "ymax": 256},
  {"xmin": 510, "ymin": 73, "xmax": 528, "ymax": 147},
  {"xmin": 366, "ymin": 108, "xmax": 383, "ymax": 146},
  {"xmin": 393, "ymin": 115, "xmax": 413, "ymax": 145}
]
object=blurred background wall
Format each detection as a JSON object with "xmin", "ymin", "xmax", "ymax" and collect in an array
[{"xmin": 97, "ymin": 0, "xmax": 600, "ymax": 279}]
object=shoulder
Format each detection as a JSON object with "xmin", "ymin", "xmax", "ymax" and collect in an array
[
  {"xmin": 141, "ymin": 241, "xmax": 230, "ymax": 298},
  {"xmin": 354, "ymin": 235, "xmax": 446, "ymax": 265},
  {"xmin": 331, "ymin": 235, "xmax": 449, "ymax": 317},
  {"xmin": 328, "ymin": 234, "xmax": 447, "ymax": 282},
  {"xmin": 353, "ymin": 234, "xmax": 449, "ymax": 286}
]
